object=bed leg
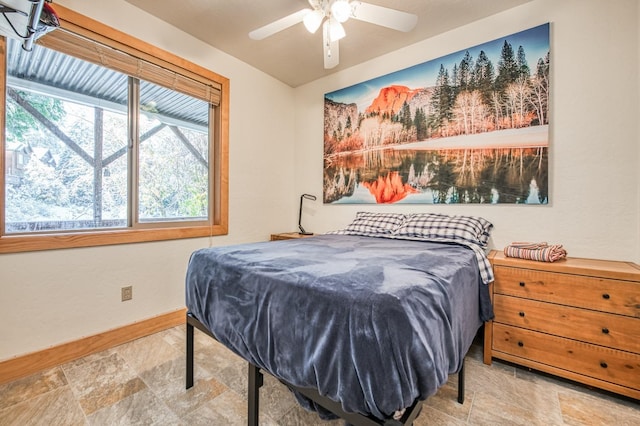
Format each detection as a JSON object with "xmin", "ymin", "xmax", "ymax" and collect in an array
[
  {"xmin": 186, "ymin": 320, "xmax": 194, "ymax": 389},
  {"xmin": 457, "ymin": 359, "xmax": 465, "ymax": 404},
  {"xmin": 248, "ymin": 362, "xmax": 263, "ymax": 426}
]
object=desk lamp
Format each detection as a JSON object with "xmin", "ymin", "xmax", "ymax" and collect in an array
[{"xmin": 298, "ymin": 193, "xmax": 317, "ymax": 235}]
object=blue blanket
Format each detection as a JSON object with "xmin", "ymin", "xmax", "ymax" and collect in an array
[{"xmin": 185, "ymin": 234, "xmax": 492, "ymax": 420}]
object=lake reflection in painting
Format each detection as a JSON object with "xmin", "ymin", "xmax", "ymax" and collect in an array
[{"xmin": 324, "ymin": 142, "xmax": 548, "ymax": 204}]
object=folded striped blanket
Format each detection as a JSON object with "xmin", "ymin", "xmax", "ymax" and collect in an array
[{"xmin": 504, "ymin": 242, "xmax": 567, "ymax": 262}]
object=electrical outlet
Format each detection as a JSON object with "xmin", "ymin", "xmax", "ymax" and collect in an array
[{"xmin": 121, "ymin": 286, "xmax": 133, "ymax": 301}]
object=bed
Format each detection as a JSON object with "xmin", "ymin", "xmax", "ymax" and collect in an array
[{"xmin": 185, "ymin": 212, "xmax": 494, "ymax": 425}]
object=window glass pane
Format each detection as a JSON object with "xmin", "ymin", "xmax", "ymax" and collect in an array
[
  {"xmin": 4, "ymin": 38, "xmax": 129, "ymax": 233},
  {"xmin": 100, "ymin": 109, "xmax": 129, "ymax": 222},
  {"xmin": 138, "ymin": 81, "xmax": 209, "ymax": 222}
]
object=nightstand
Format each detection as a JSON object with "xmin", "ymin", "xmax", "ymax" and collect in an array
[{"xmin": 270, "ymin": 232, "xmax": 315, "ymax": 241}]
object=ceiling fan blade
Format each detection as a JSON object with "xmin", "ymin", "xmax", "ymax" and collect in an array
[
  {"xmin": 350, "ymin": 1, "xmax": 417, "ymax": 32},
  {"xmin": 323, "ymin": 20, "xmax": 339, "ymax": 69},
  {"xmin": 249, "ymin": 8, "xmax": 311, "ymax": 40}
]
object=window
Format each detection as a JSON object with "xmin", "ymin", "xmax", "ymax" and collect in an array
[{"xmin": 0, "ymin": 6, "xmax": 228, "ymax": 253}]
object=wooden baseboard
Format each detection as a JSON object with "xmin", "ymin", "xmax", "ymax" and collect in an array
[{"xmin": 0, "ymin": 308, "xmax": 186, "ymax": 385}]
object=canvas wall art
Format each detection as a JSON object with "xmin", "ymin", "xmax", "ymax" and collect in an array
[{"xmin": 323, "ymin": 23, "xmax": 550, "ymax": 204}]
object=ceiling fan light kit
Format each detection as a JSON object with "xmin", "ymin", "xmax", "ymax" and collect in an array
[{"xmin": 250, "ymin": 0, "xmax": 418, "ymax": 69}]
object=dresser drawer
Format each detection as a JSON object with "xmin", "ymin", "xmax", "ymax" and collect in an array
[
  {"xmin": 493, "ymin": 266, "xmax": 640, "ymax": 317},
  {"xmin": 493, "ymin": 294, "xmax": 640, "ymax": 353},
  {"xmin": 493, "ymin": 323, "xmax": 640, "ymax": 391}
]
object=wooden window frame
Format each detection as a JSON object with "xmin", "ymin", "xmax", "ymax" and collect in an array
[{"xmin": 0, "ymin": 5, "xmax": 229, "ymax": 254}]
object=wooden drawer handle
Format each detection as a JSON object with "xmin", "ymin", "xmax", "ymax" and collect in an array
[
  {"xmin": 519, "ymin": 281, "xmax": 526, "ymax": 287},
  {"xmin": 600, "ymin": 362, "xmax": 608, "ymax": 368},
  {"xmin": 517, "ymin": 341, "xmax": 524, "ymax": 347},
  {"xmin": 602, "ymin": 327, "xmax": 609, "ymax": 334},
  {"xmin": 519, "ymin": 311, "xmax": 525, "ymax": 317},
  {"xmin": 602, "ymin": 293, "xmax": 610, "ymax": 299}
]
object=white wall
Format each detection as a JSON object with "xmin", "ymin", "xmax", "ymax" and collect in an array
[
  {"xmin": 294, "ymin": 0, "xmax": 640, "ymax": 265},
  {"xmin": 0, "ymin": 0, "xmax": 297, "ymax": 360}
]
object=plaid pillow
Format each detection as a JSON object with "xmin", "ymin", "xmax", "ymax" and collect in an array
[
  {"xmin": 344, "ymin": 212, "xmax": 407, "ymax": 235},
  {"xmin": 393, "ymin": 213, "xmax": 493, "ymax": 247}
]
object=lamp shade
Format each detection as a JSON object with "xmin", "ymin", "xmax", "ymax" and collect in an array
[
  {"xmin": 328, "ymin": 17, "xmax": 345, "ymax": 41},
  {"xmin": 331, "ymin": 0, "xmax": 351, "ymax": 23},
  {"xmin": 303, "ymin": 9, "xmax": 323, "ymax": 33}
]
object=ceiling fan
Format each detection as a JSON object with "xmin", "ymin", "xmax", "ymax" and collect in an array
[{"xmin": 249, "ymin": 0, "xmax": 418, "ymax": 69}]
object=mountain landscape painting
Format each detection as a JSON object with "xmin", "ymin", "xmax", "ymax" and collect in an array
[{"xmin": 323, "ymin": 23, "xmax": 550, "ymax": 204}]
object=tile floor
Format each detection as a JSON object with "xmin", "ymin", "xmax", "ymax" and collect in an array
[{"xmin": 0, "ymin": 325, "xmax": 638, "ymax": 425}]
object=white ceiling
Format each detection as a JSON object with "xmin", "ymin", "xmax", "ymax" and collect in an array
[{"xmin": 124, "ymin": 0, "xmax": 533, "ymax": 87}]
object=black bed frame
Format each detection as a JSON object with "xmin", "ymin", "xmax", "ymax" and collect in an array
[{"xmin": 186, "ymin": 313, "xmax": 465, "ymax": 426}]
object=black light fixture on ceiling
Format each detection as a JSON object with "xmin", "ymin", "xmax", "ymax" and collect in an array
[{"xmin": 298, "ymin": 193, "xmax": 317, "ymax": 235}]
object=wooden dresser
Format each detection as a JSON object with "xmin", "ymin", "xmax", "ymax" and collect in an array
[{"xmin": 484, "ymin": 251, "xmax": 640, "ymax": 400}]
